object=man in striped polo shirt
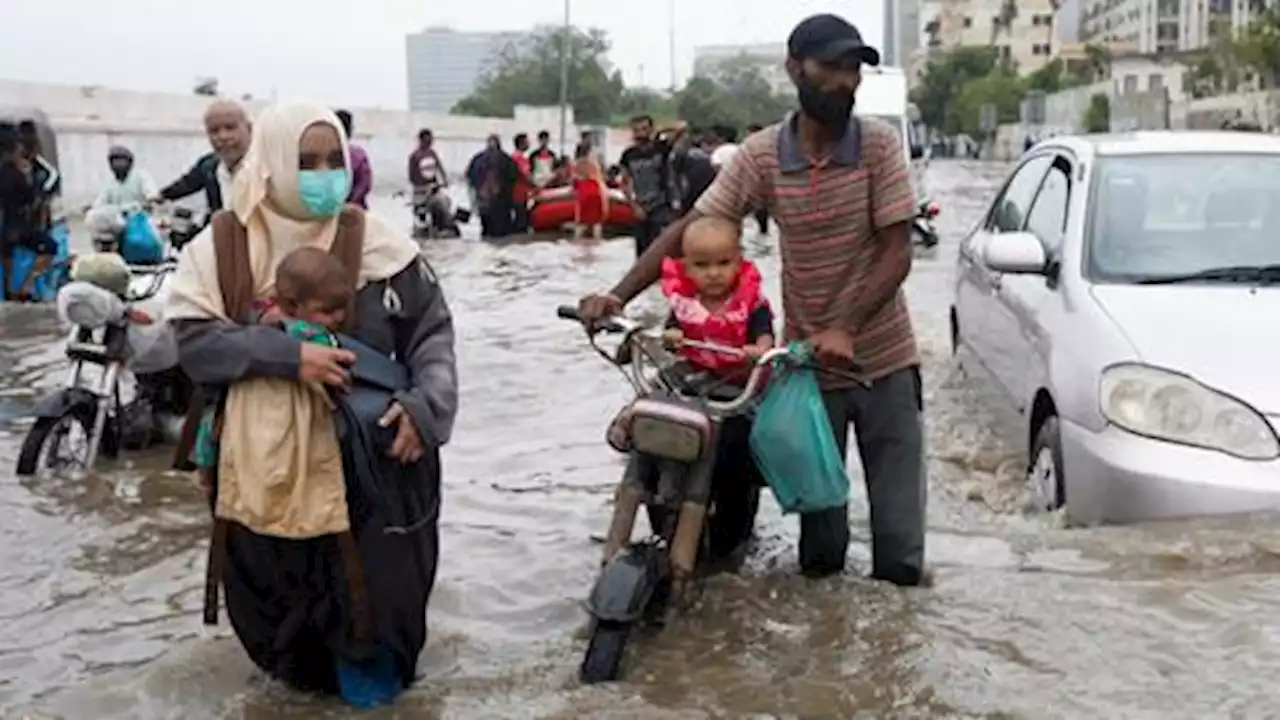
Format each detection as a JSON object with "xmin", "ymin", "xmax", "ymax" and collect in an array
[{"xmin": 576, "ymin": 13, "xmax": 926, "ymax": 587}]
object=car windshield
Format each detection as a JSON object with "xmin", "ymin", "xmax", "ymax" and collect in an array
[{"xmin": 1088, "ymin": 154, "xmax": 1280, "ymax": 283}]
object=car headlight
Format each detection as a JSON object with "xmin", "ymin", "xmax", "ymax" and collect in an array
[{"xmin": 1100, "ymin": 363, "xmax": 1279, "ymax": 460}]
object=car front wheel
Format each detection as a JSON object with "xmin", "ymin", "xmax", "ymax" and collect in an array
[{"xmin": 1026, "ymin": 415, "xmax": 1065, "ymax": 512}]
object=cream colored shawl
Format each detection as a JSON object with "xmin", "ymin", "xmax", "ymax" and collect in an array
[{"xmin": 166, "ymin": 103, "xmax": 421, "ymax": 539}]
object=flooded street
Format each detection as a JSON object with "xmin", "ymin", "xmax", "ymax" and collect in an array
[{"xmin": 5, "ymin": 160, "xmax": 1280, "ymax": 719}]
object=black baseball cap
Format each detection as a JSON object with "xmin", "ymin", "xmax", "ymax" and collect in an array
[{"xmin": 787, "ymin": 14, "xmax": 881, "ymax": 68}]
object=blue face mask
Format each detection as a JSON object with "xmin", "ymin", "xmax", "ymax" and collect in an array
[{"xmin": 297, "ymin": 169, "xmax": 350, "ymax": 217}]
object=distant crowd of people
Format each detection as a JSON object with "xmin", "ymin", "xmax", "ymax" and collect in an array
[{"xmin": 3, "ymin": 100, "xmax": 774, "ymax": 298}]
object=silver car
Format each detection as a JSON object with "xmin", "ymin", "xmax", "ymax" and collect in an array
[{"xmin": 951, "ymin": 131, "xmax": 1280, "ymax": 524}]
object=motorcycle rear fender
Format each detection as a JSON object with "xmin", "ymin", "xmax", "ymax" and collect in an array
[
  {"xmin": 585, "ymin": 542, "xmax": 666, "ymax": 623},
  {"xmin": 32, "ymin": 387, "xmax": 98, "ymax": 419}
]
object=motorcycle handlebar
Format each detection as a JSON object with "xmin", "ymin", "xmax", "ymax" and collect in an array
[{"xmin": 557, "ymin": 304, "xmax": 793, "ymax": 414}]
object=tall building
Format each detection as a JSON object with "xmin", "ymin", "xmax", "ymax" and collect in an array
[
  {"xmin": 1078, "ymin": 0, "xmax": 1258, "ymax": 54},
  {"xmin": 885, "ymin": 0, "xmax": 923, "ymax": 67},
  {"xmin": 935, "ymin": 0, "xmax": 1059, "ymax": 73},
  {"xmin": 692, "ymin": 43, "xmax": 790, "ymax": 94},
  {"xmin": 1058, "ymin": 0, "xmax": 1082, "ymax": 43},
  {"xmin": 405, "ymin": 27, "xmax": 527, "ymax": 113}
]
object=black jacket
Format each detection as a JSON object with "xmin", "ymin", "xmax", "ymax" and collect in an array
[{"xmin": 160, "ymin": 152, "xmax": 223, "ymax": 211}]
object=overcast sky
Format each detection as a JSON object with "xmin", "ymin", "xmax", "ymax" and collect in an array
[{"xmin": 0, "ymin": 0, "xmax": 883, "ymax": 109}]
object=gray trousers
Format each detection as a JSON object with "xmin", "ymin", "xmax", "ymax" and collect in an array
[{"xmin": 800, "ymin": 366, "xmax": 926, "ymax": 586}]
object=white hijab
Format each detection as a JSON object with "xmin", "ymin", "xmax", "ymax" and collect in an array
[{"xmin": 167, "ymin": 103, "xmax": 420, "ymax": 321}]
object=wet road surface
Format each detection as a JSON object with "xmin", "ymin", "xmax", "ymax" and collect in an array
[{"xmin": 5, "ymin": 160, "xmax": 1280, "ymax": 719}]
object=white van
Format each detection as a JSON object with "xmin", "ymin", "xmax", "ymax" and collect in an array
[{"xmin": 856, "ymin": 67, "xmax": 929, "ymax": 198}]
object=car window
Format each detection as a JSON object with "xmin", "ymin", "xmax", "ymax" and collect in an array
[
  {"xmin": 1088, "ymin": 154, "xmax": 1280, "ymax": 281},
  {"xmin": 987, "ymin": 155, "xmax": 1053, "ymax": 233},
  {"xmin": 1024, "ymin": 158, "xmax": 1071, "ymax": 254}
]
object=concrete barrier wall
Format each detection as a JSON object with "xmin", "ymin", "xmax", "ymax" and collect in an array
[
  {"xmin": 1177, "ymin": 90, "xmax": 1280, "ymax": 130},
  {"xmin": 1043, "ymin": 81, "xmax": 1112, "ymax": 135},
  {"xmin": 1109, "ymin": 89, "xmax": 1169, "ymax": 131},
  {"xmin": 0, "ymin": 79, "xmax": 630, "ymax": 208}
]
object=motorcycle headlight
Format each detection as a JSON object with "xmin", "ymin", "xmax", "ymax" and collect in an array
[
  {"xmin": 1100, "ymin": 363, "xmax": 1279, "ymax": 460},
  {"xmin": 56, "ymin": 281, "xmax": 125, "ymax": 330}
]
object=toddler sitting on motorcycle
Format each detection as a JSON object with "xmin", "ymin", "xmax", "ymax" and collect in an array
[
  {"xmin": 192, "ymin": 246, "xmax": 354, "ymax": 475},
  {"xmin": 609, "ymin": 217, "xmax": 774, "ymax": 565}
]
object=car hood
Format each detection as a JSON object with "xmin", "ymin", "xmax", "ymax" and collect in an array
[{"xmin": 1090, "ymin": 285, "xmax": 1280, "ymax": 413}]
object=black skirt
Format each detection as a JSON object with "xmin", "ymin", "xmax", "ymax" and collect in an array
[{"xmin": 211, "ymin": 446, "xmax": 441, "ymax": 694}]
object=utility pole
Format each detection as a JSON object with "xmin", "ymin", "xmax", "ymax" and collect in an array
[{"xmin": 558, "ymin": 0, "xmax": 571, "ymax": 156}]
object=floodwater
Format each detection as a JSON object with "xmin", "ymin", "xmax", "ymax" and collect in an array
[{"xmin": 5, "ymin": 161, "xmax": 1280, "ymax": 719}]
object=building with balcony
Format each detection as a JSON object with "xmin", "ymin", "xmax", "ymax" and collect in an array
[
  {"xmin": 1079, "ymin": 0, "xmax": 1265, "ymax": 54},
  {"xmin": 934, "ymin": 0, "xmax": 1060, "ymax": 73},
  {"xmin": 405, "ymin": 27, "xmax": 528, "ymax": 113}
]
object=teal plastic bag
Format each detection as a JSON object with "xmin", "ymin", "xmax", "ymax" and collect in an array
[
  {"xmin": 120, "ymin": 211, "xmax": 164, "ymax": 265},
  {"xmin": 749, "ymin": 342, "xmax": 849, "ymax": 514}
]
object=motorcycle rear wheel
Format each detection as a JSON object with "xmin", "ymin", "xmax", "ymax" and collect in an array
[
  {"xmin": 16, "ymin": 406, "xmax": 98, "ymax": 476},
  {"xmin": 579, "ymin": 619, "xmax": 632, "ymax": 684}
]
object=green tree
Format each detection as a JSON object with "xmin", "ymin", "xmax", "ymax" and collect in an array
[
  {"xmin": 1083, "ymin": 43, "xmax": 1112, "ymax": 82},
  {"xmin": 951, "ymin": 67, "xmax": 1026, "ymax": 136},
  {"xmin": 673, "ymin": 55, "xmax": 793, "ymax": 131},
  {"xmin": 909, "ymin": 46, "xmax": 1002, "ymax": 131},
  {"xmin": 451, "ymin": 26, "xmax": 623, "ymax": 124},
  {"xmin": 1025, "ymin": 58, "xmax": 1087, "ymax": 93},
  {"xmin": 614, "ymin": 87, "xmax": 677, "ymax": 125},
  {"xmin": 1083, "ymin": 93, "xmax": 1110, "ymax": 132},
  {"xmin": 1233, "ymin": 7, "xmax": 1280, "ymax": 88}
]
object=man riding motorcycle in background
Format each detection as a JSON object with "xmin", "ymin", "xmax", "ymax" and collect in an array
[
  {"xmin": 407, "ymin": 128, "xmax": 459, "ymax": 235},
  {"xmin": 153, "ymin": 100, "xmax": 252, "ymax": 246},
  {"xmin": 86, "ymin": 146, "xmax": 159, "ymax": 252}
]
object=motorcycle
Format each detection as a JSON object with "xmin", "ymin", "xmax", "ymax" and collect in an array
[
  {"xmin": 556, "ymin": 305, "xmax": 793, "ymax": 684},
  {"xmin": 15, "ymin": 259, "xmax": 188, "ymax": 477},
  {"xmin": 411, "ymin": 184, "xmax": 466, "ymax": 239},
  {"xmin": 913, "ymin": 199, "xmax": 940, "ymax": 250},
  {"xmin": 89, "ymin": 204, "xmax": 173, "ymax": 263},
  {"xmin": 155, "ymin": 205, "xmax": 206, "ymax": 251}
]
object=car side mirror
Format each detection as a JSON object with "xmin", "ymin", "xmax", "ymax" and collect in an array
[
  {"xmin": 982, "ymin": 231, "xmax": 1048, "ymax": 275},
  {"xmin": 909, "ymin": 144, "xmax": 925, "ymax": 160}
]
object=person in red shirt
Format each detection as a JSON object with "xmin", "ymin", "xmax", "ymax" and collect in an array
[
  {"xmin": 510, "ymin": 133, "xmax": 535, "ymax": 232},
  {"xmin": 571, "ymin": 142, "xmax": 607, "ymax": 241}
]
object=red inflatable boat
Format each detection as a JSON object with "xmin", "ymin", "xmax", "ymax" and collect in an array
[{"xmin": 528, "ymin": 187, "xmax": 637, "ymax": 233}]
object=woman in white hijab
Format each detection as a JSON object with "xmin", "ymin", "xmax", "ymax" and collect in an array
[{"xmin": 166, "ymin": 103, "xmax": 456, "ymax": 703}]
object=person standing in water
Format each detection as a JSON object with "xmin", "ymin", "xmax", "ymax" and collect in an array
[
  {"xmin": 166, "ymin": 103, "xmax": 456, "ymax": 703},
  {"xmin": 157, "ymin": 99, "xmax": 252, "ymax": 215},
  {"xmin": 619, "ymin": 115, "xmax": 685, "ymax": 257},
  {"xmin": 576, "ymin": 14, "xmax": 927, "ymax": 588},
  {"xmin": 510, "ymin": 133, "xmax": 535, "ymax": 233},
  {"xmin": 529, "ymin": 130, "xmax": 557, "ymax": 187},
  {"xmin": 571, "ymin": 142, "xmax": 606, "ymax": 241},
  {"xmin": 335, "ymin": 109, "xmax": 372, "ymax": 209},
  {"xmin": 466, "ymin": 135, "xmax": 518, "ymax": 238}
]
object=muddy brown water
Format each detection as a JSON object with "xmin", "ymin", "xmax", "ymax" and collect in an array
[{"xmin": 4, "ymin": 161, "xmax": 1280, "ymax": 719}]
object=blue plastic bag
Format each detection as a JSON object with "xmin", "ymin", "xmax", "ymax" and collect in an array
[
  {"xmin": 4, "ymin": 221, "xmax": 71, "ymax": 301},
  {"xmin": 749, "ymin": 342, "xmax": 850, "ymax": 514},
  {"xmin": 120, "ymin": 211, "xmax": 165, "ymax": 265}
]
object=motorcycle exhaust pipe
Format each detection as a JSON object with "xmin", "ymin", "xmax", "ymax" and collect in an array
[{"xmin": 602, "ymin": 483, "xmax": 645, "ymax": 565}]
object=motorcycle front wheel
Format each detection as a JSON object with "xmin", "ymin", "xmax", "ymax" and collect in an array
[
  {"xmin": 579, "ymin": 619, "xmax": 632, "ymax": 684},
  {"xmin": 16, "ymin": 405, "xmax": 99, "ymax": 476}
]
